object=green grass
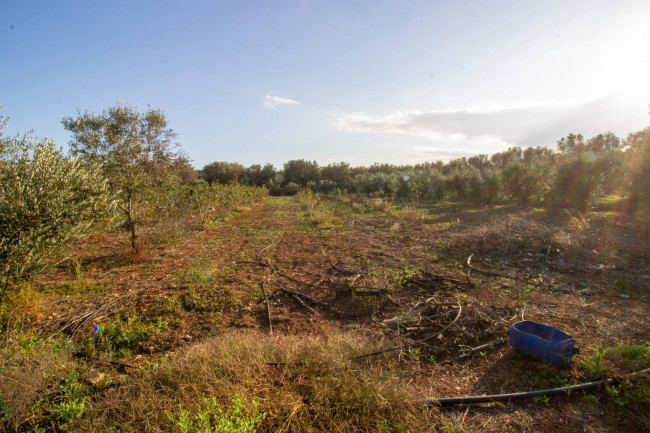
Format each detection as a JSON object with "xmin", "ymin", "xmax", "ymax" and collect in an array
[
  {"xmin": 154, "ymin": 296, "xmax": 182, "ymax": 315},
  {"xmin": 28, "ymin": 370, "xmax": 91, "ymax": 432},
  {"xmin": 578, "ymin": 344, "xmax": 650, "ymax": 411},
  {"xmin": 181, "ymin": 286, "xmax": 240, "ymax": 313},
  {"xmin": 43, "ymin": 279, "xmax": 111, "ymax": 296},
  {"xmin": 81, "ymin": 315, "xmax": 168, "ymax": 358},
  {"xmin": 268, "ymin": 196, "xmax": 294, "ymax": 205},
  {"xmin": 167, "ymin": 395, "xmax": 264, "ymax": 433},
  {"xmin": 175, "ymin": 256, "xmax": 218, "ymax": 284}
]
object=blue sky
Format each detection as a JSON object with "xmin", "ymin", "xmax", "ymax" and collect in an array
[{"xmin": 1, "ymin": 1, "xmax": 649, "ymax": 168}]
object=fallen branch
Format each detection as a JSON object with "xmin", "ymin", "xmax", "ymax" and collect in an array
[
  {"xmin": 287, "ymin": 292, "xmax": 318, "ymax": 315},
  {"xmin": 350, "ymin": 299, "xmax": 462, "ymax": 360},
  {"xmin": 47, "ymin": 287, "xmax": 146, "ymax": 341},
  {"xmin": 467, "ymin": 254, "xmax": 515, "ymax": 279},
  {"xmin": 332, "ymin": 262, "xmax": 364, "ymax": 276},
  {"xmin": 409, "ymin": 273, "xmax": 474, "ymax": 288},
  {"xmin": 277, "ymin": 287, "xmax": 344, "ymax": 317},
  {"xmin": 383, "ymin": 297, "xmax": 437, "ymax": 327},
  {"xmin": 383, "ymin": 299, "xmax": 458, "ymax": 328},
  {"xmin": 458, "ymin": 338, "xmax": 505, "ymax": 360},
  {"xmin": 71, "ymin": 287, "xmax": 147, "ymax": 336},
  {"xmin": 420, "ymin": 368, "xmax": 650, "ymax": 406},
  {"xmin": 75, "ymin": 353, "xmax": 138, "ymax": 370}
]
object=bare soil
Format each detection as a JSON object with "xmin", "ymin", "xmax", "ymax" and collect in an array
[{"xmin": 24, "ymin": 196, "xmax": 650, "ymax": 431}]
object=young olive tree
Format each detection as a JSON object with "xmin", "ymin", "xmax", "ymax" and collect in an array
[
  {"xmin": 0, "ymin": 134, "xmax": 114, "ymax": 289},
  {"xmin": 62, "ymin": 104, "xmax": 179, "ymax": 249}
]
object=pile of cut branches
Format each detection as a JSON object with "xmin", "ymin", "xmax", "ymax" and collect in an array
[{"xmin": 382, "ymin": 296, "xmax": 514, "ymax": 361}]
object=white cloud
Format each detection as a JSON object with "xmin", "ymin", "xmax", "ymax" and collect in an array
[
  {"xmin": 264, "ymin": 94, "xmax": 301, "ymax": 109},
  {"xmin": 331, "ymin": 97, "xmax": 647, "ymax": 159}
]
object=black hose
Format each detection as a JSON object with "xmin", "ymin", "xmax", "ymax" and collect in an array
[{"xmin": 420, "ymin": 368, "xmax": 650, "ymax": 406}]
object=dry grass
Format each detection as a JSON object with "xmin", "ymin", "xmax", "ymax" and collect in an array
[
  {"xmin": 0, "ymin": 283, "xmax": 48, "ymax": 331},
  {"xmin": 0, "ymin": 334, "xmax": 75, "ymax": 430},
  {"xmin": 77, "ymin": 330, "xmax": 435, "ymax": 432}
]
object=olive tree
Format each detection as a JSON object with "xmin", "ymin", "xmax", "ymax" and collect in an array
[
  {"xmin": 624, "ymin": 126, "xmax": 650, "ymax": 210},
  {"xmin": 63, "ymin": 104, "xmax": 179, "ymax": 249},
  {"xmin": 0, "ymin": 134, "xmax": 114, "ymax": 289},
  {"xmin": 201, "ymin": 161, "xmax": 244, "ymax": 185},
  {"xmin": 283, "ymin": 159, "xmax": 320, "ymax": 187},
  {"xmin": 0, "ymin": 109, "xmax": 7, "ymax": 152}
]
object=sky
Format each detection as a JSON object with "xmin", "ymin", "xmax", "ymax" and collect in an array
[{"xmin": 1, "ymin": 0, "xmax": 649, "ymax": 169}]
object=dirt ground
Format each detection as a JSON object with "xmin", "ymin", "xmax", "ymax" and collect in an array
[{"xmin": 25, "ymin": 195, "xmax": 650, "ymax": 432}]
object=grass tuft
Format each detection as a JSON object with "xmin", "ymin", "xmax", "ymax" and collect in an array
[{"xmin": 75, "ymin": 330, "xmax": 433, "ymax": 432}]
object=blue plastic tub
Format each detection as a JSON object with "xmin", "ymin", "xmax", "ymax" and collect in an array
[{"xmin": 509, "ymin": 321, "xmax": 577, "ymax": 366}]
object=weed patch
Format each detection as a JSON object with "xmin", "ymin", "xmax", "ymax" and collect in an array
[
  {"xmin": 168, "ymin": 395, "xmax": 264, "ymax": 433},
  {"xmin": 44, "ymin": 279, "xmax": 111, "ymax": 296},
  {"xmin": 181, "ymin": 286, "xmax": 240, "ymax": 313},
  {"xmin": 81, "ymin": 315, "xmax": 168, "ymax": 358}
]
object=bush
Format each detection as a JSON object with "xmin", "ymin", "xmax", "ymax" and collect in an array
[{"xmin": 0, "ymin": 135, "xmax": 114, "ymax": 290}]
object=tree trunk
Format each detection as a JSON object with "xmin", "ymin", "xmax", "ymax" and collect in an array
[{"xmin": 127, "ymin": 193, "xmax": 137, "ymax": 250}]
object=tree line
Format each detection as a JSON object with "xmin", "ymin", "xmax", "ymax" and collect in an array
[
  {"xmin": 200, "ymin": 125, "xmax": 650, "ymax": 212},
  {"xmin": 1, "ymin": 102, "xmax": 648, "ymax": 292}
]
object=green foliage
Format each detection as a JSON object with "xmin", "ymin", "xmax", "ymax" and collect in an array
[
  {"xmin": 469, "ymin": 167, "xmax": 500, "ymax": 205},
  {"xmin": 624, "ymin": 127, "xmax": 650, "ymax": 211},
  {"xmin": 345, "ymin": 195, "xmax": 393, "ymax": 214},
  {"xmin": 296, "ymin": 188, "xmax": 322, "ymax": 210},
  {"xmin": 181, "ymin": 287, "xmax": 239, "ymax": 313},
  {"xmin": 27, "ymin": 370, "xmax": 91, "ymax": 432},
  {"xmin": 532, "ymin": 395, "xmax": 550, "ymax": 406},
  {"xmin": 296, "ymin": 189, "xmax": 339, "ymax": 227},
  {"xmin": 385, "ymin": 268, "xmax": 415, "ymax": 287},
  {"xmin": 188, "ymin": 183, "xmax": 269, "ymax": 227},
  {"xmin": 82, "ymin": 316, "xmax": 168, "ymax": 358},
  {"xmin": 580, "ymin": 343, "xmax": 649, "ymax": 385},
  {"xmin": 605, "ymin": 345, "xmax": 650, "ymax": 372},
  {"xmin": 0, "ymin": 135, "xmax": 114, "ymax": 289},
  {"xmin": 45, "ymin": 279, "xmax": 111, "ymax": 296},
  {"xmin": 0, "ymin": 107, "xmax": 8, "ymax": 153},
  {"xmin": 241, "ymin": 163, "xmax": 276, "ymax": 187},
  {"xmin": 63, "ymin": 103, "xmax": 179, "ymax": 249},
  {"xmin": 579, "ymin": 344, "xmax": 650, "ymax": 408},
  {"xmin": 544, "ymin": 151, "xmax": 618, "ymax": 211},
  {"xmin": 321, "ymin": 162, "xmax": 351, "ymax": 190},
  {"xmin": 500, "ymin": 156, "xmax": 551, "ymax": 204},
  {"xmin": 168, "ymin": 395, "xmax": 265, "ymax": 433},
  {"xmin": 556, "ymin": 133, "xmax": 585, "ymax": 153},
  {"xmin": 283, "ymin": 159, "xmax": 320, "ymax": 186},
  {"xmin": 154, "ymin": 296, "xmax": 182, "ymax": 315},
  {"xmin": 200, "ymin": 161, "xmax": 244, "ymax": 185}
]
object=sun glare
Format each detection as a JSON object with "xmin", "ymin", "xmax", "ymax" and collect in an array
[{"xmin": 591, "ymin": 12, "xmax": 650, "ymax": 99}]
